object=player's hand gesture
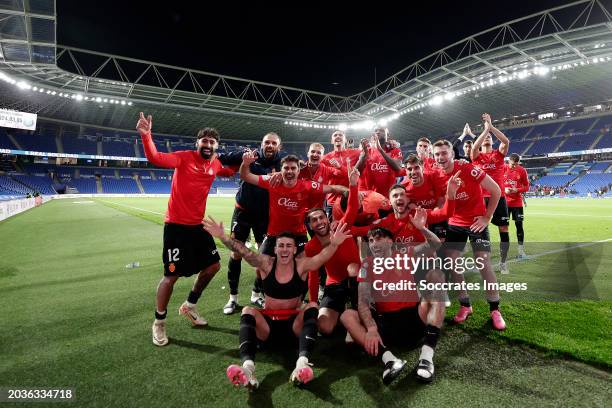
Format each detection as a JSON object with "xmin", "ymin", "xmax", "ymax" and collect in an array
[
  {"xmin": 242, "ymin": 150, "xmax": 257, "ymax": 165},
  {"xmin": 348, "ymin": 163, "xmax": 360, "ymax": 187},
  {"xmin": 202, "ymin": 216, "xmax": 226, "ymax": 239},
  {"xmin": 328, "ymin": 158, "xmax": 341, "ymax": 168},
  {"xmin": 372, "ymin": 134, "xmax": 383, "ymax": 151},
  {"xmin": 447, "ymin": 170, "xmax": 462, "ymax": 199},
  {"xmin": 365, "ymin": 327, "xmax": 385, "ymax": 356},
  {"xmin": 359, "ymin": 138, "xmax": 370, "ymax": 152},
  {"xmin": 329, "ymin": 222, "xmax": 352, "ymax": 246},
  {"xmin": 269, "ymin": 172, "xmax": 283, "ymax": 187},
  {"xmin": 409, "ymin": 207, "xmax": 428, "ymax": 230},
  {"xmin": 470, "ymin": 215, "xmax": 490, "ymax": 233},
  {"xmin": 136, "ymin": 112, "xmax": 152, "ymax": 135}
]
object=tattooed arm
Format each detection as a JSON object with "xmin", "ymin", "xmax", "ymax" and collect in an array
[
  {"xmin": 358, "ymin": 279, "xmax": 385, "ymax": 356},
  {"xmin": 202, "ymin": 216, "xmax": 273, "ymax": 277}
]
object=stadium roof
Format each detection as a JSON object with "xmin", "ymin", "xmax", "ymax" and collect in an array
[{"xmin": 1, "ymin": 0, "xmax": 612, "ymax": 142}]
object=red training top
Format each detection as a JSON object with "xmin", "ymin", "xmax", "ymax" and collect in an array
[
  {"xmin": 257, "ymin": 176, "xmax": 324, "ymax": 236},
  {"xmin": 141, "ymin": 132, "xmax": 223, "ymax": 225},
  {"xmin": 504, "ymin": 164, "xmax": 530, "ymax": 207},
  {"xmin": 472, "ymin": 150, "xmax": 506, "ymax": 198}
]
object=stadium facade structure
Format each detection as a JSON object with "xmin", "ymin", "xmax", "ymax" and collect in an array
[{"xmin": 0, "ymin": 0, "xmax": 612, "ymax": 198}]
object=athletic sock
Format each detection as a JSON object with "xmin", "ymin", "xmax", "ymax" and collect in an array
[
  {"xmin": 228, "ymin": 258, "xmax": 241, "ymax": 296},
  {"xmin": 251, "ymin": 290, "xmax": 261, "ymax": 301},
  {"xmin": 229, "ymin": 294, "xmax": 238, "ymax": 303},
  {"xmin": 488, "ymin": 300, "xmax": 500, "ymax": 311},
  {"xmin": 500, "ymin": 231, "xmax": 510, "ymax": 263},
  {"xmin": 423, "ymin": 324, "xmax": 440, "ymax": 349},
  {"xmin": 242, "ymin": 359, "xmax": 255, "ymax": 373},
  {"xmin": 381, "ymin": 350, "xmax": 398, "ymax": 364},
  {"xmin": 298, "ymin": 307, "xmax": 318, "ymax": 358},
  {"xmin": 253, "ymin": 277, "xmax": 263, "ymax": 294},
  {"xmin": 459, "ymin": 298, "xmax": 472, "ymax": 308},
  {"xmin": 186, "ymin": 291, "xmax": 200, "ymax": 305},
  {"xmin": 516, "ymin": 221, "xmax": 524, "ymax": 245},
  {"xmin": 154, "ymin": 309, "xmax": 167, "ymax": 321},
  {"xmin": 239, "ymin": 314, "xmax": 257, "ymax": 363}
]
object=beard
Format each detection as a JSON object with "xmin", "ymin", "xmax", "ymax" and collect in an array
[{"xmin": 198, "ymin": 146, "xmax": 214, "ymax": 159}]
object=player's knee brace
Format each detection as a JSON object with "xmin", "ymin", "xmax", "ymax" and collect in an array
[{"xmin": 239, "ymin": 314, "xmax": 257, "ymax": 362}]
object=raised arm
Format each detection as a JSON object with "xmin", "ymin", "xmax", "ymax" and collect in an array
[
  {"xmin": 322, "ymin": 184, "xmax": 349, "ymax": 195},
  {"xmin": 239, "ymin": 150, "xmax": 260, "ymax": 186},
  {"xmin": 137, "ymin": 112, "xmax": 181, "ymax": 168},
  {"xmin": 470, "ymin": 121, "xmax": 490, "ymax": 162},
  {"xmin": 484, "ymin": 113, "xmax": 510, "ymax": 156},
  {"xmin": 410, "ymin": 207, "xmax": 442, "ymax": 255},
  {"xmin": 341, "ymin": 167, "xmax": 360, "ymax": 226},
  {"xmin": 355, "ymin": 138, "xmax": 369, "ymax": 172},
  {"xmin": 202, "ymin": 216, "xmax": 273, "ymax": 275},
  {"xmin": 374, "ymin": 136, "xmax": 402, "ymax": 172}
]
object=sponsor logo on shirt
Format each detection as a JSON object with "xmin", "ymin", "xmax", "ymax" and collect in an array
[
  {"xmin": 456, "ymin": 191, "xmax": 469, "ymax": 200},
  {"xmin": 371, "ymin": 162, "xmax": 389, "ymax": 172},
  {"xmin": 416, "ymin": 199, "xmax": 436, "ymax": 207},
  {"xmin": 278, "ymin": 197, "xmax": 299, "ymax": 209},
  {"xmin": 395, "ymin": 236, "xmax": 415, "ymax": 244},
  {"xmin": 481, "ymin": 163, "xmax": 498, "ymax": 170}
]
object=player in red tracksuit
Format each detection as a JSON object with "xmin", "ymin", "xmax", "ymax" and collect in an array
[
  {"xmin": 504, "ymin": 153, "xmax": 530, "ymax": 259},
  {"xmin": 321, "ymin": 130, "xmax": 361, "ymax": 217},
  {"xmin": 432, "ymin": 138, "xmax": 506, "ymax": 331},
  {"xmin": 471, "ymin": 113, "xmax": 511, "ymax": 273},
  {"xmin": 355, "ymin": 127, "xmax": 403, "ymax": 195},
  {"xmin": 137, "ymin": 112, "xmax": 227, "ymax": 347},
  {"xmin": 304, "ymin": 166, "xmax": 362, "ymax": 336}
]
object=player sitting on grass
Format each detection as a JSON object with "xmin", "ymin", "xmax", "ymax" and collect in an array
[
  {"xmin": 340, "ymin": 220, "xmax": 446, "ymax": 385},
  {"xmin": 203, "ymin": 217, "xmax": 352, "ymax": 390}
]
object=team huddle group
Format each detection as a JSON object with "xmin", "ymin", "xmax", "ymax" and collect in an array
[{"xmin": 135, "ymin": 111, "xmax": 530, "ymax": 389}]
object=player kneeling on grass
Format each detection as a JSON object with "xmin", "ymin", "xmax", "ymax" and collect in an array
[
  {"xmin": 203, "ymin": 216, "xmax": 352, "ymax": 390},
  {"xmin": 340, "ymin": 218, "xmax": 446, "ymax": 385}
]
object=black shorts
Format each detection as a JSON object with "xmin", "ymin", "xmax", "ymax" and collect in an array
[
  {"xmin": 484, "ymin": 196, "xmax": 509, "ymax": 227},
  {"xmin": 372, "ymin": 306, "xmax": 426, "ymax": 347},
  {"xmin": 429, "ymin": 221, "xmax": 448, "ymax": 239},
  {"xmin": 444, "ymin": 224, "xmax": 491, "ymax": 253},
  {"xmin": 261, "ymin": 314, "xmax": 298, "ymax": 346},
  {"xmin": 320, "ymin": 279, "xmax": 358, "ymax": 313},
  {"xmin": 230, "ymin": 207, "xmax": 267, "ymax": 244},
  {"xmin": 259, "ymin": 234, "xmax": 308, "ymax": 257},
  {"xmin": 508, "ymin": 206, "xmax": 524, "ymax": 221},
  {"xmin": 163, "ymin": 223, "xmax": 221, "ymax": 277}
]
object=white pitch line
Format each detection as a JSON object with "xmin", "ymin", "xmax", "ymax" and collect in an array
[
  {"xmin": 97, "ymin": 200, "xmax": 165, "ymax": 215},
  {"xmin": 527, "ymin": 212, "xmax": 612, "ymax": 218},
  {"xmin": 506, "ymin": 238, "xmax": 612, "ymax": 264},
  {"xmin": 97, "ymin": 200, "xmax": 231, "ymax": 231}
]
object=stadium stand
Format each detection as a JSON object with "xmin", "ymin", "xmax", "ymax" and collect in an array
[
  {"xmin": 140, "ymin": 179, "xmax": 171, "ymax": 194},
  {"xmin": 101, "ymin": 138, "xmax": 137, "ymax": 157},
  {"xmin": 64, "ymin": 178, "xmax": 97, "ymax": 194},
  {"xmin": 101, "ymin": 178, "xmax": 140, "ymax": 194},
  {"xmin": 571, "ymin": 173, "xmax": 612, "ymax": 195},
  {"xmin": 62, "ymin": 135, "xmax": 98, "ymax": 155},
  {"xmin": 589, "ymin": 161, "xmax": 611, "ymax": 173},
  {"xmin": 533, "ymin": 174, "xmax": 576, "ymax": 187},
  {"xmin": 11, "ymin": 174, "xmax": 56, "ymax": 195},
  {"xmin": 12, "ymin": 132, "xmax": 57, "ymax": 152}
]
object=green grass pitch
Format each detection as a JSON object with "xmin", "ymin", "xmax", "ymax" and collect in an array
[{"xmin": 0, "ymin": 197, "xmax": 610, "ymax": 407}]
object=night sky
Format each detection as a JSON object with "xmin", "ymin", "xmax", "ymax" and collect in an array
[{"xmin": 57, "ymin": 0, "xmax": 572, "ymax": 96}]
